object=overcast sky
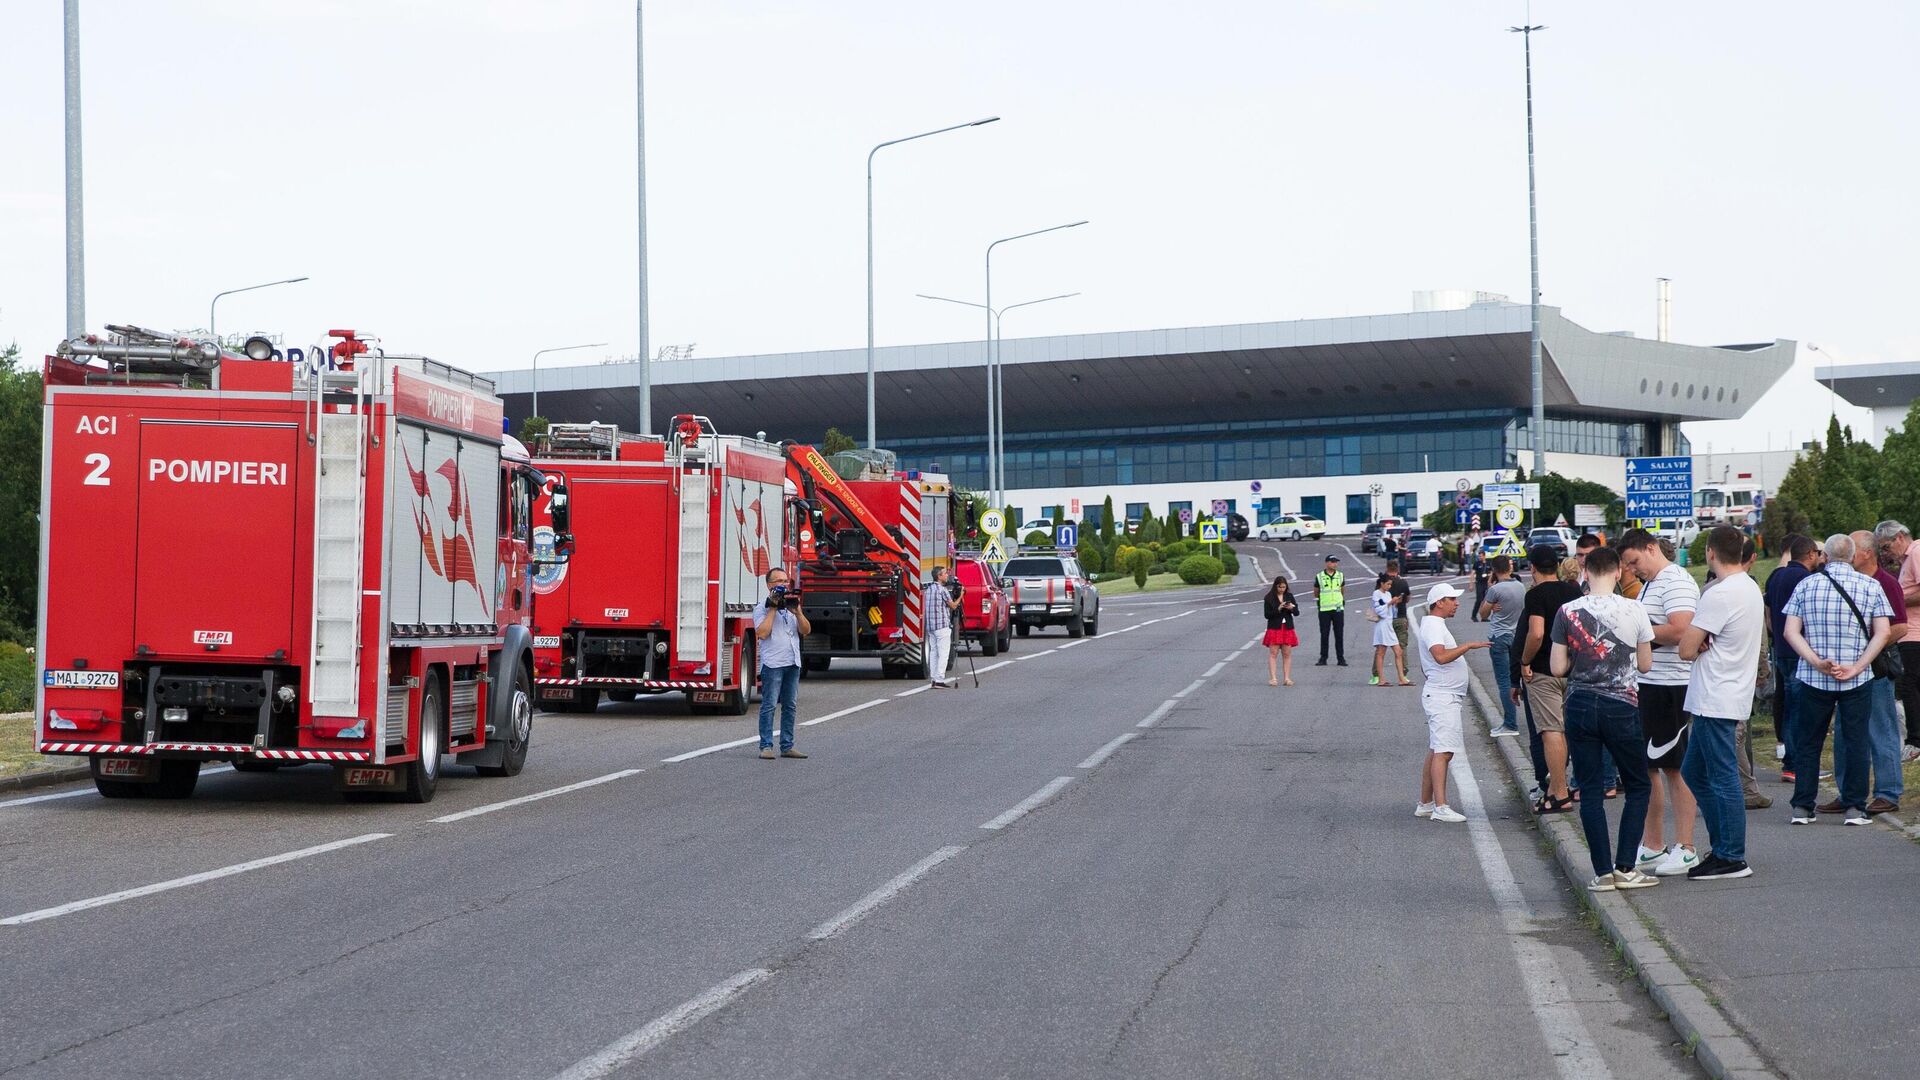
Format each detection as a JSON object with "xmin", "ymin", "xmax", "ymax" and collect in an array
[{"xmin": 4, "ymin": 0, "xmax": 1914, "ymax": 452}]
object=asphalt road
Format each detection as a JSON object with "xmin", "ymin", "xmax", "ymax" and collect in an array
[{"xmin": 0, "ymin": 550, "xmax": 1695, "ymax": 1080}]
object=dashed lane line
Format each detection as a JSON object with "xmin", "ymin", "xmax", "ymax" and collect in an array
[
  {"xmin": 980, "ymin": 776, "xmax": 1074, "ymax": 830},
  {"xmin": 1203, "ymin": 661, "xmax": 1226, "ymax": 677},
  {"xmin": 0, "ymin": 833, "xmax": 392, "ymax": 927},
  {"xmin": 550, "ymin": 968, "xmax": 775, "ymax": 1080},
  {"xmin": 1076, "ymin": 733, "xmax": 1136, "ymax": 770},
  {"xmin": 1172, "ymin": 679, "xmax": 1206, "ymax": 699},
  {"xmin": 1, "ymin": 764, "xmax": 236, "ymax": 810},
  {"xmin": 806, "ymin": 846, "xmax": 967, "ymax": 941},
  {"xmin": 430, "ymin": 770, "xmax": 642, "ymax": 824},
  {"xmin": 800, "ymin": 698, "xmax": 888, "ymax": 727},
  {"xmin": 1136, "ymin": 700, "xmax": 1179, "ymax": 728}
]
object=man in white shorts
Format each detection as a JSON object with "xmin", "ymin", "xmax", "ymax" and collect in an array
[{"xmin": 1417, "ymin": 582, "xmax": 1490, "ymax": 823}]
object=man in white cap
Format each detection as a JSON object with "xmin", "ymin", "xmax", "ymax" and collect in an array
[{"xmin": 1416, "ymin": 582, "xmax": 1490, "ymax": 823}]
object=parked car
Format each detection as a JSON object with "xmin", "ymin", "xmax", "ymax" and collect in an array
[
  {"xmin": 1256, "ymin": 513, "xmax": 1327, "ymax": 542},
  {"xmin": 1524, "ymin": 525, "xmax": 1576, "ymax": 558},
  {"xmin": 1402, "ymin": 528, "xmax": 1441, "ymax": 570},
  {"xmin": 953, "ymin": 555, "xmax": 1012, "ymax": 656},
  {"xmin": 1650, "ymin": 518, "xmax": 1701, "ymax": 550},
  {"xmin": 1020, "ymin": 520, "xmax": 1059, "ymax": 540},
  {"xmin": 1360, "ymin": 522, "xmax": 1385, "ymax": 553},
  {"xmin": 1003, "ymin": 554, "xmax": 1100, "ymax": 638},
  {"xmin": 1226, "ymin": 512, "xmax": 1250, "ymax": 541}
]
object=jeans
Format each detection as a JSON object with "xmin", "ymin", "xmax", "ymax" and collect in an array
[
  {"xmin": 1681, "ymin": 715, "xmax": 1746, "ymax": 863},
  {"xmin": 1771, "ymin": 644, "xmax": 1799, "ymax": 752},
  {"xmin": 927, "ymin": 626, "xmax": 953, "ymax": 684},
  {"xmin": 1489, "ymin": 633, "xmax": 1518, "ymax": 730},
  {"xmin": 1317, "ymin": 608, "xmax": 1345, "ymax": 663},
  {"xmin": 1564, "ymin": 688, "xmax": 1652, "ymax": 878},
  {"xmin": 1792, "ymin": 679, "xmax": 1873, "ymax": 812},
  {"xmin": 757, "ymin": 664, "xmax": 801, "ymax": 751},
  {"xmin": 1866, "ymin": 677, "xmax": 1904, "ymax": 804}
]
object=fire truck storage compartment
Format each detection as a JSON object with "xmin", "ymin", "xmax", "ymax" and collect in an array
[
  {"xmin": 135, "ymin": 662, "xmax": 300, "ymax": 746},
  {"xmin": 578, "ymin": 628, "xmax": 669, "ymax": 681},
  {"xmin": 134, "ymin": 420, "xmax": 300, "ymax": 661},
  {"xmin": 387, "ymin": 421, "xmax": 500, "ymax": 632},
  {"xmin": 565, "ymin": 476, "xmax": 673, "ymax": 631}
]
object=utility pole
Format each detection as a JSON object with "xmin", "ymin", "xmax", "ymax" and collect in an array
[
  {"xmin": 635, "ymin": 0, "xmax": 652, "ymax": 434},
  {"xmin": 1510, "ymin": 21, "xmax": 1547, "ymax": 477},
  {"xmin": 64, "ymin": 0, "xmax": 85, "ymax": 337}
]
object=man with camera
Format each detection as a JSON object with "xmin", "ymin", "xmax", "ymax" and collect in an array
[
  {"xmin": 927, "ymin": 565, "xmax": 963, "ymax": 688},
  {"xmin": 754, "ymin": 568, "xmax": 812, "ymax": 760}
]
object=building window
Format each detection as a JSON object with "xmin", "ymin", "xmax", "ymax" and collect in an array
[
  {"xmin": 1392, "ymin": 492, "xmax": 1418, "ymax": 520},
  {"xmin": 1125, "ymin": 502, "xmax": 1148, "ymax": 523},
  {"xmin": 1168, "ymin": 500, "xmax": 1192, "ymax": 523},
  {"xmin": 1259, "ymin": 497, "xmax": 1284, "ymax": 525},
  {"xmin": 1347, "ymin": 494, "xmax": 1371, "ymax": 525},
  {"xmin": 1300, "ymin": 496, "xmax": 1326, "ymax": 523},
  {"xmin": 1220, "ymin": 498, "xmax": 1237, "ymax": 515},
  {"xmin": 1436, "ymin": 490, "xmax": 1454, "ymax": 514}
]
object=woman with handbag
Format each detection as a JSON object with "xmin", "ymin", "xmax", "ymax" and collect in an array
[
  {"xmin": 1369, "ymin": 574, "xmax": 1399, "ymax": 688},
  {"xmin": 1262, "ymin": 579, "xmax": 1301, "ymax": 687}
]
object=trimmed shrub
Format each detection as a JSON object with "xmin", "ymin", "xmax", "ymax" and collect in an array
[
  {"xmin": 1093, "ymin": 571, "xmax": 1127, "ymax": 584},
  {"xmin": 1687, "ymin": 532, "xmax": 1708, "ymax": 567},
  {"xmin": 1217, "ymin": 548, "xmax": 1240, "ymax": 576},
  {"xmin": 1080, "ymin": 546, "xmax": 1106, "ymax": 574},
  {"xmin": 1023, "ymin": 530, "xmax": 1052, "ymax": 547},
  {"xmin": 0, "ymin": 641, "xmax": 32, "ymax": 713},
  {"xmin": 1177, "ymin": 554, "xmax": 1225, "ymax": 585},
  {"xmin": 1132, "ymin": 559, "xmax": 1149, "ymax": 588},
  {"xmin": 1148, "ymin": 562, "xmax": 1170, "ymax": 576}
]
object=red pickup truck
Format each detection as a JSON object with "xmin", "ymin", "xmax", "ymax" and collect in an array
[{"xmin": 954, "ymin": 555, "xmax": 1012, "ymax": 656}]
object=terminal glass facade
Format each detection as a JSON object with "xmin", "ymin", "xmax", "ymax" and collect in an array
[{"xmin": 893, "ymin": 409, "xmax": 1661, "ymax": 493}]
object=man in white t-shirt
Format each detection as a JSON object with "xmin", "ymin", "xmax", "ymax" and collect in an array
[
  {"xmin": 1415, "ymin": 583, "xmax": 1489, "ymax": 824},
  {"xmin": 1678, "ymin": 526, "xmax": 1764, "ymax": 881},
  {"xmin": 1618, "ymin": 528, "xmax": 1703, "ymax": 877}
]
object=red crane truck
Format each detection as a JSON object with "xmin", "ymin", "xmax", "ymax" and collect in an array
[
  {"xmin": 784, "ymin": 446, "xmax": 953, "ymax": 678},
  {"xmin": 527, "ymin": 416, "xmax": 787, "ymax": 715},
  {"xmin": 36, "ymin": 325, "xmax": 567, "ymax": 803}
]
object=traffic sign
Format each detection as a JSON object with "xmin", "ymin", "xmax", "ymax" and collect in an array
[
  {"xmin": 1250, "ymin": 480, "xmax": 1263, "ymax": 494},
  {"xmin": 1456, "ymin": 478, "xmax": 1472, "ymax": 493},
  {"xmin": 1180, "ymin": 509, "xmax": 1192, "ymax": 523},
  {"xmin": 1495, "ymin": 502, "xmax": 1524, "ymax": 530},
  {"xmin": 1454, "ymin": 492, "xmax": 1469, "ymax": 509},
  {"xmin": 1467, "ymin": 498, "xmax": 1483, "ymax": 514},
  {"xmin": 1199, "ymin": 520, "xmax": 1223, "ymax": 543},
  {"xmin": 1055, "ymin": 523, "xmax": 1078, "ymax": 549},
  {"xmin": 982, "ymin": 535, "xmax": 1010, "ymax": 570},
  {"xmin": 1211, "ymin": 499, "xmax": 1229, "ymax": 516},
  {"xmin": 979, "ymin": 509, "xmax": 1005, "ymax": 537},
  {"xmin": 1624, "ymin": 455, "xmax": 1692, "ymax": 520},
  {"xmin": 1470, "ymin": 512, "xmax": 1482, "ymax": 531},
  {"xmin": 1454, "ymin": 509, "xmax": 1469, "ymax": 525},
  {"xmin": 1484, "ymin": 482, "xmax": 1539, "ymax": 510}
]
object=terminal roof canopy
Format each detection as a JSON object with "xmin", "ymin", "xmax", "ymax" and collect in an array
[{"xmin": 496, "ymin": 303, "xmax": 1793, "ymax": 442}]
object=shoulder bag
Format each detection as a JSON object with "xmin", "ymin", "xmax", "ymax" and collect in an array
[{"xmin": 1817, "ymin": 568, "xmax": 1904, "ymax": 680}]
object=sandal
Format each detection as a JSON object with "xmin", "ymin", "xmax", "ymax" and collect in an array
[
  {"xmin": 1282, "ymin": 679, "xmax": 1294, "ymax": 686},
  {"xmin": 1398, "ymin": 680, "xmax": 1414, "ymax": 687},
  {"xmin": 1534, "ymin": 793, "xmax": 1575, "ymax": 814},
  {"xmin": 1269, "ymin": 678, "xmax": 1279, "ymax": 687}
]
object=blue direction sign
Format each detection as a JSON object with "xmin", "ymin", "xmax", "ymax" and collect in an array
[
  {"xmin": 1055, "ymin": 523, "xmax": 1078, "ymax": 549},
  {"xmin": 1455, "ymin": 509, "xmax": 1470, "ymax": 525},
  {"xmin": 1624, "ymin": 455, "xmax": 1693, "ymax": 520}
]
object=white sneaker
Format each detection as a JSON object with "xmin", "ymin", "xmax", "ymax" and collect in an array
[
  {"xmin": 1904, "ymin": 745, "xmax": 1920, "ymax": 765},
  {"xmin": 1611, "ymin": 868, "xmax": 1661, "ymax": 890},
  {"xmin": 1775, "ymin": 742, "xmax": 1788, "ymax": 761},
  {"xmin": 1635, "ymin": 845, "xmax": 1668, "ymax": 870},
  {"xmin": 1654, "ymin": 846, "xmax": 1699, "ymax": 876},
  {"xmin": 1845, "ymin": 809, "xmax": 1872, "ymax": 826},
  {"xmin": 1429, "ymin": 805, "xmax": 1467, "ymax": 823},
  {"xmin": 1415, "ymin": 801, "xmax": 1437, "ymax": 818},
  {"xmin": 1587, "ymin": 874, "xmax": 1618, "ymax": 892}
]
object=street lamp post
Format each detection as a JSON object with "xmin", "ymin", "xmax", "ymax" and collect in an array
[
  {"xmin": 918, "ymin": 292, "xmax": 1080, "ymax": 501},
  {"xmin": 636, "ymin": 0, "xmax": 651, "ymax": 435},
  {"xmin": 985, "ymin": 222, "xmax": 1086, "ymax": 502},
  {"xmin": 866, "ymin": 116, "xmax": 1000, "ymax": 449},
  {"xmin": 209, "ymin": 277, "xmax": 309, "ymax": 343},
  {"xmin": 530, "ymin": 342, "xmax": 609, "ymax": 421},
  {"xmin": 1510, "ymin": 22, "xmax": 1547, "ymax": 477},
  {"xmin": 63, "ymin": 0, "xmax": 85, "ymax": 337}
]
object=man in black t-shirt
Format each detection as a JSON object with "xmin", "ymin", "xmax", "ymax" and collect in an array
[
  {"xmin": 1386, "ymin": 559, "xmax": 1412, "ymax": 684},
  {"xmin": 1514, "ymin": 546, "xmax": 1584, "ymax": 812}
]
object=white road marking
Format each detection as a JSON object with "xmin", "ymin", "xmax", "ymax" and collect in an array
[
  {"xmin": 800, "ymin": 697, "xmax": 888, "ymax": 727},
  {"xmin": 1448, "ymin": 747, "xmax": 1616, "ymax": 1080},
  {"xmin": 1054, "ymin": 640, "xmax": 1087, "ymax": 650},
  {"xmin": 1136, "ymin": 700, "xmax": 1178, "ymax": 728},
  {"xmin": 806, "ymin": 846, "xmax": 967, "ymax": 941},
  {"xmin": 550, "ymin": 968, "xmax": 775, "ymax": 1080},
  {"xmin": 1, "ymin": 763, "xmax": 238, "ymax": 811},
  {"xmin": 430, "ymin": 770, "xmax": 642, "ymax": 824},
  {"xmin": 1076, "ymin": 732, "xmax": 1136, "ymax": 770},
  {"xmin": 0, "ymin": 833, "xmax": 391, "ymax": 926},
  {"xmin": 974, "ymin": 660, "xmax": 1014, "ymax": 674},
  {"xmin": 1203, "ymin": 661, "xmax": 1226, "ymax": 677},
  {"xmin": 1172, "ymin": 678, "xmax": 1206, "ymax": 699},
  {"xmin": 895, "ymin": 685, "xmax": 932, "ymax": 697},
  {"xmin": 1017, "ymin": 649, "xmax": 1057, "ymax": 661},
  {"xmin": 660, "ymin": 735, "xmax": 760, "ymax": 763},
  {"xmin": 980, "ymin": 776, "xmax": 1074, "ymax": 830}
]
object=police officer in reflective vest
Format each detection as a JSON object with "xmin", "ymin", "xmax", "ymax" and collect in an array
[{"xmin": 1315, "ymin": 555, "xmax": 1347, "ymax": 666}]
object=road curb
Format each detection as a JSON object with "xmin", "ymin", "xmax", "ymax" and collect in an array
[
  {"xmin": 1463, "ymin": 674, "xmax": 1782, "ymax": 1080},
  {"xmin": 0, "ymin": 764, "xmax": 91, "ymax": 794}
]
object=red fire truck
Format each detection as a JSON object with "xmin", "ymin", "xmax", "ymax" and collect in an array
[
  {"xmin": 36, "ymin": 325, "xmax": 566, "ymax": 802},
  {"xmin": 785, "ymin": 446, "xmax": 953, "ymax": 678},
  {"xmin": 528, "ymin": 417, "xmax": 787, "ymax": 715}
]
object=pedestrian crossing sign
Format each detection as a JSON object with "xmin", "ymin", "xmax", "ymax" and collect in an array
[
  {"xmin": 982, "ymin": 535, "xmax": 1010, "ymax": 571},
  {"xmin": 1199, "ymin": 520, "xmax": 1224, "ymax": 543},
  {"xmin": 1490, "ymin": 533, "xmax": 1528, "ymax": 558}
]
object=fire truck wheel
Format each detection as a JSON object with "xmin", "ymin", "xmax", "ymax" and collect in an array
[
  {"xmin": 1067, "ymin": 616, "xmax": 1086, "ymax": 639},
  {"xmin": 399, "ymin": 674, "xmax": 445, "ymax": 803},
  {"xmin": 981, "ymin": 631, "xmax": 999, "ymax": 657},
  {"xmin": 1016, "ymin": 623, "xmax": 1032, "ymax": 638},
  {"xmin": 476, "ymin": 664, "xmax": 532, "ymax": 778},
  {"xmin": 148, "ymin": 760, "xmax": 200, "ymax": 799},
  {"xmin": 562, "ymin": 689, "xmax": 602, "ymax": 714},
  {"xmin": 94, "ymin": 776, "xmax": 146, "ymax": 799},
  {"xmin": 803, "ymin": 656, "xmax": 831, "ymax": 673}
]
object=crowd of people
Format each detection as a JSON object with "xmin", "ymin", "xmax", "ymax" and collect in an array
[{"xmin": 1416, "ymin": 518, "xmax": 1916, "ymax": 888}]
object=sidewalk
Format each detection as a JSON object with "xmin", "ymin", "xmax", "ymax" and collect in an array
[{"xmin": 1465, "ymin": 642, "xmax": 1920, "ymax": 1080}]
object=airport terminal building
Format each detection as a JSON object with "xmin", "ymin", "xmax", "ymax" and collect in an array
[{"xmin": 496, "ymin": 296, "xmax": 1792, "ymax": 533}]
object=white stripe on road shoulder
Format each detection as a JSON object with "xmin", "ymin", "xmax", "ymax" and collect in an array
[
  {"xmin": 1449, "ymin": 741, "xmax": 1615, "ymax": 1080},
  {"xmin": 1172, "ymin": 678, "xmax": 1206, "ymax": 699},
  {"xmin": 1, "ymin": 763, "xmax": 239, "ymax": 810},
  {"xmin": 895, "ymin": 685, "xmax": 931, "ymax": 697},
  {"xmin": 661, "ymin": 735, "xmax": 760, "ymax": 763},
  {"xmin": 1203, "ymin": 661, "xmax": 1226, "ymax": 677},
  {"xmin": 800, "ymin": 698, "xmax": 889, "ymax": 727},
  {"xmin": 0, "ymin": 833, "xmax": 391, "ymax": 926},
  {"xmin": 430, "ymin": 770, "xmax": 641, "ymax": 824},
  {"xmin": 973, "ymin": 660, "xmax": 1014, "ymax": 674},
  {"xmin": 1137, "ymin": 700, "xmax": 1179, "ymax": 728},
  {"xmin": 549, "ymin": 968, "xmax": 775, "ymax": 1080},
  {"xmin": 1017, "ymin": 649, "xmax": 1057, "ymax": 661},
  {"xmin": 980, "ymin": 776, "xmax": 1074, "ymax": 830},
  {"xmin": 806, "ymin": 846, "xmax": 967, "ymax": 941},
  {"xmin": 1076, "ymin": 733, "xmax": 1136, "ymax": 770},
  {"xmin": 1055, "ymin": 640, "xmax": 1087, "ymax": 650}
]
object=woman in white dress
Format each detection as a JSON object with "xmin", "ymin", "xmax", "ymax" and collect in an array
[{"xmin": 1370, "ymin": 574, "xmax": 1400, "ymax": 688}]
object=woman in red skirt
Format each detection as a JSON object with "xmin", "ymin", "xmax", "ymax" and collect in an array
[{"xmin": 1263, "ymin": 578, "xmax": 1301, "ymax": 686}]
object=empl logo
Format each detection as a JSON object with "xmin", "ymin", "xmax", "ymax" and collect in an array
[{"xmin": 194, "ymin": 630, "xmax": 234, "ymax": 645}]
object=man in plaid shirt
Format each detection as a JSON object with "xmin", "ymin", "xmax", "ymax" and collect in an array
[
  {"xmin": 925, "ymin": 566, "xmax": 962, "ymax": 689},
  {"xmin": 1781, "ymin": 533, "xmax": 1895, "ymax": 825}
]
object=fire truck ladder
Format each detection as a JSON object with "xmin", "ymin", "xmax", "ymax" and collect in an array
[
  {"xmin": 670, "ymin": 416, "xmax": 717, "ymax": 664},
  {"xmin": 308, "ymin": 363, "xmax": 370, "ymax": 719}
]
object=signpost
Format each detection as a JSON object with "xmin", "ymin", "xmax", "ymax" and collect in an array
[
  {"xmin": 1055, "ymin": 523, "xmax": 1078, "ymax": 550},
  {"xmin": 1484, "ymin": 482, "xmax": 1540, "ymax": 510},
  {"xmin": 982, "ymin": 535, "xmax": 1009, "ymax": 572},
  {"xmin": 1574, "ymin": 504, "xmax": 1606, "ymax": 527},
  {"xmin": 979, "ymin": 509, "xmax": 1005, "ymax": 537},
  {"xmin": 1494, "ymin": 502, "xmax": 1524, "ymax": 530},
  {"xmin": 1624, "ymin": 455, "xmax": 1693, "ymax": 521}
]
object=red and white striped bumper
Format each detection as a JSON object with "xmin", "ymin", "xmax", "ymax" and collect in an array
[
  {"xmin": 536, "ymin": 677, "xmax": 716, "ymax": 690},
  {"xmin": 38, "ymin": 742, "xmax": 372, "ymax": 762}
]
